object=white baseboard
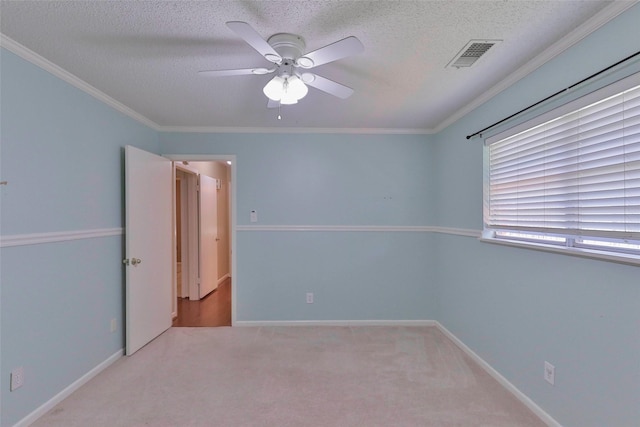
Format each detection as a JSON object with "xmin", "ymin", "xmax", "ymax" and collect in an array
[
  {"xmin": 234, "ymin": 320, "xmax": 437, "ymax": 327},
  {"xmin": 234, "ymin": 319, "xmax": 559, "ymax": 426},
  {"xmin": 13, "ymin": 349, "xmax": 123, "ymax": 427},
  {"xmin": 13, "ymin": 325, "xmax": 559, "ymax": 427},
  {"xmin": 435, "ymin": 322, "xmax": 561, "ymax": 427},
  {"xmin": 217, "ymin": 273, "xmax": 231, "ymax": 285}
]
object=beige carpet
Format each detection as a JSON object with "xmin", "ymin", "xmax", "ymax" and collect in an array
[{"xmin": 33, "ymin": 326, "xmax": 545, "ymax": 427}]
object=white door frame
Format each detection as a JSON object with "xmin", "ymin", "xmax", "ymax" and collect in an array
[{"xmin": 165, "ymin": 154, "xmax": 237, "ymax": 325}]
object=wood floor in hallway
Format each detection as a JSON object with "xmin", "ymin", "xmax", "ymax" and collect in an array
[{"xmin": 172, "ymin": 277, "xmax": 231, "ymax": 327}]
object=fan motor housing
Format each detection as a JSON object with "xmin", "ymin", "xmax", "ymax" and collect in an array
[{"xmin": 268, "ymin": 33, "xmax": 306, "ymax": 60}]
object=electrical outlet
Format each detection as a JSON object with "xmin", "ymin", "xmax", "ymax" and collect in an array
[
  {"xmin": 544, "ymin": 361, "xmax": 555, "ymax": 385},
  {"xmin": 110, "ymin": 318, "xmax": 117, "ymax": 333},
  {"xmin": 10, "ymin": 367, "xmax": 24, "ymax": 391},
  {"xmin": 306, "ymin": 292, "xmax": 314, "ymax": 304}
]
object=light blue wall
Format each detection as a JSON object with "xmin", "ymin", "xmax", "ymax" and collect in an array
[
  {"xmin": 0, "ymin": 49, "xmax": 159, "ymax": 426},
  {"xmin": 160, "ymin": 132, "xmax": 437, "ymax": 322},
  {"xmin": 237, "ymin": 231, "xmax": 435, "ymax": 321},
  {"xmin": 160, "ymin": 133, "xmax": 435, "ymax": 226},
  {"xmin": 432, "ymin": 4, "xmax": 640, "ymax": 426},
  {"xmin": 3, "ymin": 3, "xmax": 640, "ymax": 425}
]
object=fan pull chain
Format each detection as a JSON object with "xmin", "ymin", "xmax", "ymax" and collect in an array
[{"xmin": 277, "ymin": 103, "xmax": 282, "ymax": 120}]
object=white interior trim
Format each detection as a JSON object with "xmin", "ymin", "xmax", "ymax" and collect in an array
[
  {"xmin": 236, "ymin": 319, "xmax": 561, "ymax": 426},
  {"xmin": 12, "ymin": 349, "xmax": 123, "ymax": 427},
  {"xmin": 430, "ymin": 226, "xmax": 481, "ymax": 238},
  {"xmin": 0, "ymin": 34, "xmax": 159, "ymax": 131},
  {"xmin": 480, "ymin": 236, "xmax": 640, "ymax": 267},
  {"xmin": 5, "ymin": 0, "xmax": 630, "ymax": 139},
  {"xmin": 435, "ymin": 322, "xmax": 561, "ymax": 427},
  {"xmin": 235, "ymin": 320, "xmax": 437, "ymax": 327},
  {"xmin": 433, "ymin": 0, "xmax": 636, "ymax": 134},
  {"xmin": 158, "ymin": 126, "xmax": 434, "ymax": 135},
  {"xmin": 1, "ymin": 228, "xmax": 123, "ymax": 248},
  {"xmin": 2, "ymin": 1, "xmax": 630, "ymax": 137},
  {"xmin": 217, "ymin": 273, "xmax": 231, "ymax": 286},
  {"xmin": 163, "ymin": 154, "xmax": 238, "ymax": 326},
  {"xmin": 237, "ymin": 225, "xmax": 433, "ymax": 232},
  {"xmin": 236, "ymin": 225, "xmax": 480, "ymax": 236},
  {"xmin": 13, "ymin": 322, "xmax": 558, "ymax": 427}
]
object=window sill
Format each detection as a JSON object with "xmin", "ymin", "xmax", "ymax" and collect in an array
[{"xmin": 479, "ymin": 236, "xmax": 640, "ymax": 267}]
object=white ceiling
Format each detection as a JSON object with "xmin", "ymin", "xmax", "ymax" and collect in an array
[{"xmin": 0, "ymin": 1, "xmax": 628, "ymax": 132}]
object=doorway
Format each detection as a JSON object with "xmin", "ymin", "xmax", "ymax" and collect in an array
[{"xmin": 169, "ymin": 157, "xmax": 235, "ymax": 327}]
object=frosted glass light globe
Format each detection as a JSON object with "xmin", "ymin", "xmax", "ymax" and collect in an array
[{"xmin": 263, "ymin": 76, "xmax": 285, "ymax": 101}]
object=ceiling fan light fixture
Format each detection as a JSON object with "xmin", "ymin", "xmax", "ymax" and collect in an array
[
  {"xmin": 263, "ymin": 75, "xmax": 308, "ymax": 103},
  {"xmin": 263, "ymin": 76, "xmax": 286, "ymax": 101},
  {"xmin": 280, "ymin": 97, "xmax": 298, "ymax": 105},
  {"xmin": 285, "ymin": 75, "xmax": 308, "ymax": 99}
]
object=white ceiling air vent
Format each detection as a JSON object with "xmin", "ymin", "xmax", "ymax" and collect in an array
[{"xmin": 447, "ymin": 39, "xmax": 502, "ymax": 69}]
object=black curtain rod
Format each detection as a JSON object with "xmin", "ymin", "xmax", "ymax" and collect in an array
[{"xmin": 466, "ymin": 50, "xmax": 640, "ymax": 140}]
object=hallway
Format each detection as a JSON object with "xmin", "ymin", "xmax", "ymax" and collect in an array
[{"xmin": 172, "ymin": 277, "xmax": 231, "ymax": 327}]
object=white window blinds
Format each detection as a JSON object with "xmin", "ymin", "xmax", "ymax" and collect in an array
[{"xmin": 487, "ymin": 77, "xmax": 640, "ymax": 240}]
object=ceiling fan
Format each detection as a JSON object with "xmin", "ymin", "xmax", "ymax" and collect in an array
[{"xmin": 199, "ymin": 21, "xmax": 364, "ymax": 108}]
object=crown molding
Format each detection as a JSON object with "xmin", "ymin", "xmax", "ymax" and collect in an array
[
  {"xmin": 0, "ymin": 34, "xmax": 161, "ymax": 131},
  {"xmin": 157, "ymin": 126, "xmax": 435, "ymax": 135},
  {"xmin": 0, "ymin": 34, "xmax": 432, "ymax": 135},
  {"xmin": 433, "ymin": 0, "xmax": 638, "ymax": 134},
  {"xmin": 3, "ymin": 0, "xmax": 633, "ymax": 136}
]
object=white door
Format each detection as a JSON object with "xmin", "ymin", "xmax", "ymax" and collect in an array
[
  {"xmin": 199, "ymin": 174, "xmax": 218, "ymax": 298},
  {"xmin": 125, "ymin": 146, "xmax": 173, "ymax": 355}
]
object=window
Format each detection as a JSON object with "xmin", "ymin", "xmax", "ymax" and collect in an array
[{"xmin": 483, "ymin": 72, "xmax": 640, "ymax": 262}]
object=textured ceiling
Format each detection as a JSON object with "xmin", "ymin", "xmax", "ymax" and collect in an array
[{"xmin": 0, "ymin": 1, "xmax": 623, "ymax": 132}]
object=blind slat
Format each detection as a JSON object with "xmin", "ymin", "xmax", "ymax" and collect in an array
[{"xmin": 488, "ymin": 80, "xmax": 640, "ymax": 239}]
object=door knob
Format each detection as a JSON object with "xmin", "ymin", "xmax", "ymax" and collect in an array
[{"xmin": 131, "ymin": 258, "xmax": 142, "ymax": 266}]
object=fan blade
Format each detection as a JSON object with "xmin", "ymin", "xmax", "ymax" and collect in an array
[
  {"xmin": 305, "ymin": 74, "xmax": 354, "ymax": 99},
  {"xmin": 299, "ymin": 36, "xmax": 364, "ymax": 68},
  {"xmin": 226, "ymin": 21, "xmax": 282, "ymax": 63},
  {"xmin": 199, "ymin": 68, "xmax": 257, "ymax": 77},
  {"xmin": 198, "ymin": 67, "xmax": 274, "ymax": 77},
  {"xmin": 267, "ymin": 99, "xmax": 280, "ymax": 109}
]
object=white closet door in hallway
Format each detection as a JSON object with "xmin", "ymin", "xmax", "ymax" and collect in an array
[{"xmin": 198, "ymin": 174, "xmax": 218, "ymax": 298}]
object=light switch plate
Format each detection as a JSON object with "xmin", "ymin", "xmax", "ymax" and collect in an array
[
  {"xmin": 544, "ymin": 361, "xmax": 555, "ymax": 385},
  {"xmin": 11, "ymin": 367, "xmax": 24, "ymax": 391}
]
